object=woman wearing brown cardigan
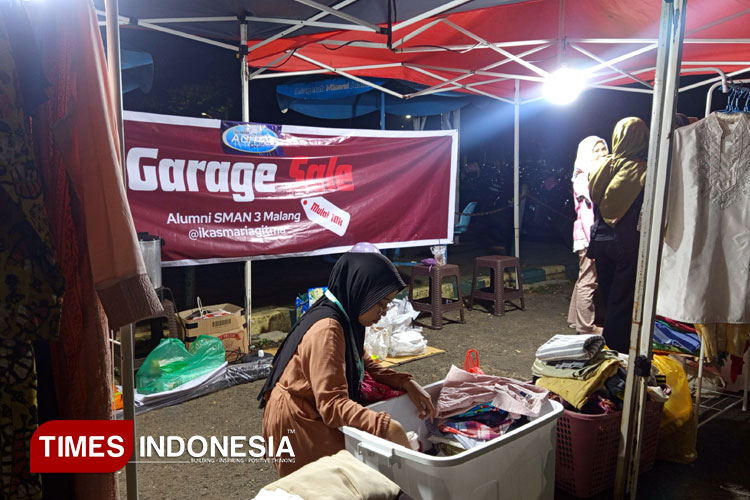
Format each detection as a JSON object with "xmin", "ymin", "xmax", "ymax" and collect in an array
[{"xmin": 258, "ymin": 252, "xmax": 434, "ymax": 476}]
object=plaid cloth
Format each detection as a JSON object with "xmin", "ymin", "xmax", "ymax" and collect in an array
[
  {"xmin": 453, "ymin": 403, "xmax": 507, "ymax": 420},
  {"xmin": 439, "ymin": 418, "xmax": 515, "ymax": 440}
]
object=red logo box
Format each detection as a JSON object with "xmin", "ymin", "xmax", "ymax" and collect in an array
[{"xmin": 31, "ymin": 420, "xmax": 133, "ymax": 473}]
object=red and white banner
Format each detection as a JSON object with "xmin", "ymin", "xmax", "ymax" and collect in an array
[{"xmin": 124, "ymin": 112, "xmax": 457, "ymax": 266}]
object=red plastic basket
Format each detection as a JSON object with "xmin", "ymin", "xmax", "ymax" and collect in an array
[{"xmin": 555, "ymin": 400, "xmax": 663, "ymax": 498}]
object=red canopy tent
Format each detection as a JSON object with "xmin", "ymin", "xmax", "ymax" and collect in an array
[{"xmin": 243, "ymin": 0, "xmax": 750, "ymax": 101}]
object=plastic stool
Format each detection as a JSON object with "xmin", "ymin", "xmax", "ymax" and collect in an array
[
  {"xmin": 469, "ymin": 255, "xmax": 525, "ymax": 316},
  {"xmin": 408, "ymin": 264, "xmax": 465, "ymax": 329}
]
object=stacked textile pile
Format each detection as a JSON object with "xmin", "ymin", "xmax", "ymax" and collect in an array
[
  {"xmin": 426, "ymin": 365, "xmax": 549, "ymax": 453},
  {"xmin": 533, "ymin": 334, "xmax": 669, "ymax": 414},
  {"xmin": 653, "ymin": 316, "xmax": 700, "ymax": 355}
]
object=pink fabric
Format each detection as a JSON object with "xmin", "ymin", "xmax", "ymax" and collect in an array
[
  {"xmin": 571, "ymin": 136, "xmax": 606, "ymax": 251},
  {"xmin": 572, "ymin": 173, "xmax": 596, "ymax": 246},
  {"xmin": 30, "ymin": 2, "xmax": 119, "ymax": 499},
  {"xmin": 47, "ymin": 0, "xmax": 162, "ymax": 330},
  {"xmin": 436, "ymin": 366, "xmax": 549, "ymax": 419},
  {"xmin": 360, "ymin": 371, "xmax": 405, "ymax": 404}
]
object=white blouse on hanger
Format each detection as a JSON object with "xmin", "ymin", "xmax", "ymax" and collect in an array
[{"xmin": 657, "ymin": 112, "xmax": 750, "ymax": 323}]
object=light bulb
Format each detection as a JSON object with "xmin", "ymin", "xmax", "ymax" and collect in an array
[{"xmin": 543, "ymin": 67, "xmax": 585, "ymax": 105}]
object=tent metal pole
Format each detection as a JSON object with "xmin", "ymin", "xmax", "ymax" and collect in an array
[
  {"xmin": 291, "ymin": 0, "xmax": 380, "ymax": 32},
  {"xmin": 407, "ymin": 65, "xmax": 514, "ymax": 103},
  {"xmin": 240, "ymin": 20, "xmax": 253, "ymax": 346},
  {"xmin": 570, "ymin": 37, "xmax": 750, "ymax": 44},
  {"xmin": 136, "ymin": 21, "xmax": 238, "ymax": 51},
  {"xmin": 406, "ymin": 44, "xmax": 552, "ymax": 99},
  {"xmin": 241, "ymin": 23, "xmax": 250, "ymax": 121},
  {"xmin": 248, "ymin": 0, "xmax": 359, "ymax": 52},
  {"xmin": 585, "ymin": 84, "xmax": 654, "ymax": 94},
  {"xmin": 105, "ymin": 0, "xmax": 137, "ymax": 498},
  {"xmin": 569, "ymin": 43, "xmax": 654, "ymax": 89},
  {"xmin": 380, "ymin": 93, "xmax": 385, "ymax": 130},
  {"xmin": 396, "ymin": 39, "xmax": 554, "ymax": 53},
  {"xmin": 585, "ymin": 43, "xmax": 658, "ymax": 74},
  {"xmin": 392, "ymin": 18, "xmax": 444, "ymax": 48},
  {"xmin": 391, "ymin": 0, "xmax": 472, "ymax": 32},
  {"xmin": 513, "ymin": 80, "xmax": 520, "ymax": 259},
  {"xmin": 251, "ymin": 62, "xmax": 403, "ymax": 80},
  {"xmin": 681, "ymin": 67, "xmax": 750, "ymax": 93},
  {"xmin": 442, "ymin": 20, "xmax": 550, "ymax": 77},
  {"xmin": 140, "ymin": 15, "xmax": 373, "ymax": 32},
  {"xmin": 291, "ymin": 52, "xmax": 405, "ymax": 98},
  {"xmin": 454, "ymin": 107, "xmax": 461, "ymax": 223},
  {"xmin": 614, "ymin": 0, "xmax": 686, "ymax": 498}
]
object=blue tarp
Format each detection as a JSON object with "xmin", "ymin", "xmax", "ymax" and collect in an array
[
  {"xmin": 121, "ymin": 49, "xmax": 154, "ymax": 94},
  {"xmin": 276, "ymin": 77, "xmax": 474, "ymax": 119},
  {"xmin": 277, "ymin": 77, "xmax": 385, "ymax": 100}
]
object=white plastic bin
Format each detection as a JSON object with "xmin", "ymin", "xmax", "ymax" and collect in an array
[{"xmin": 341, "ymin": 381, "xmax": 563, "ymax": 500}]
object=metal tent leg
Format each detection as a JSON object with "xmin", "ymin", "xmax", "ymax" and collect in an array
[
  {"xmin": 240, "ymin": 20, "xmax": 253, "ymax": 343},
  {"xmin": 513, "ymin": 80, "xmax": 520, "ymax": 259},
  {"xmin": 614, "ymin": 0, "xmax": 687, "ymax": 498}
]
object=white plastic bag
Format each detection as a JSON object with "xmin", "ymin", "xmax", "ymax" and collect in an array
[
  {"xmin": 364, "ymin": 325, "xmax": 390, "ymax": 361},
  {"xmin": 389, "ymin": 328, "xmax": 427, "ymax": 357},
  {"xmin": 382, "ymin": 298, "xmax": 420, "ymax": 332}
]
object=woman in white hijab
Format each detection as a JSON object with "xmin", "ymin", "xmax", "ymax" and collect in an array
[{"xmin": 567, "ymin": 136, "xmax": 608, "ymax": 333}]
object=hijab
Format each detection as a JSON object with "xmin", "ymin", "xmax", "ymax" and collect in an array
[
  {"xmin": 572, "ymin": 136, "xmax": 607, "ymax": 181},
  {"xmin": 588, "ymin": 117, "xmax": 649, "ymax": 227},
  {"xmin": 258, "ymin": 252, "xmax": 405, "ymax": 408}
]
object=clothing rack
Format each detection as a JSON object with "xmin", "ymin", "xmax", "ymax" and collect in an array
[
  {"xmin": 693, "ymin": 337, "xmax": 750, "ymax": 428},
  {"xmin": 688, "ymin": 82, "xmax": 750, "ymax": 428}
]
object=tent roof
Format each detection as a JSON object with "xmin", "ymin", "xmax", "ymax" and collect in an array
[
  {"xmin": 96, "ymin": 1, "xmax": 524, "ymax": 46},
  {"xmin": 244, "ymin": 0, "xmax": 750, "ymax": 101},
  {"xmin": 101, "ymin": 0, "xmax": 750, "ymax": 101}
]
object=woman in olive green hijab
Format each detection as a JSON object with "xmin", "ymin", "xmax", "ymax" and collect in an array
[
  {"xmin": 587, "ymin": 117, "xmax": 649, "ymax": 353},
  {"xmin": 588, "ymin": 117, "xmax": 649, "ymax": 226}
]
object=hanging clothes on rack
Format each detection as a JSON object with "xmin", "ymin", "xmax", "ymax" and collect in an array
[
  {"xmin": 657, "ymin": 111, "xmax": 750, "ymax": 362},
  {"xmin": 24, "ymin": 0, "xmax": 164, "ymax": 498}
]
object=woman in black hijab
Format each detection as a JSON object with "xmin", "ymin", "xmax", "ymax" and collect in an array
[{"xmin": 258, "ymin": 252, "xmax": 434, "ymax": 476}]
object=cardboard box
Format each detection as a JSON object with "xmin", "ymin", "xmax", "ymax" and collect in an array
[{"xmin": 178, "ymin": 303, "xmax": 247, "ymax": 361}]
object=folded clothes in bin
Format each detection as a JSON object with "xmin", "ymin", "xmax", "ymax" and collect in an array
[
  {"xmin": 415, "ymin": 366, "xmax": 549, "ymax": 455},
  {"xmin": 425, "ymin": 405, "xmax": 529, "ymax": 452},
  {"xmin": 436, "ymin": 365, "xmax": 550, "ymax": 419}
]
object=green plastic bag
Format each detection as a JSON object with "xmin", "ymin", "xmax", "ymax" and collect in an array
[{"xmin": 136, "ymin": 336, "xmax": 226, "ymax": 394}]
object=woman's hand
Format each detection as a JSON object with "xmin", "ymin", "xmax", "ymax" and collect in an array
[
  {"xmin": 402, "ymin": 379, "xmax": 436, "ymax": 420},
  {"xmin": 385, "ymin": 418, "xmax": 411, "ymax": 448}
]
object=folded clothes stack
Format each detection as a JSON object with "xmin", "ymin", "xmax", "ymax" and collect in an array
[
  {"xmin": 653, "ymin": 316, "xmax": 700, "ymax": 355},
  {"xmin": 424, "ymin": 366, "xmax": 549, "ymax": 454},
  {"xmin": 532, "ymin": 334, "xmax": 670, "ymax": 414},
  {"xmin": 535, "ymin": 333, "xmax": 606, "ymax": 363}
]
